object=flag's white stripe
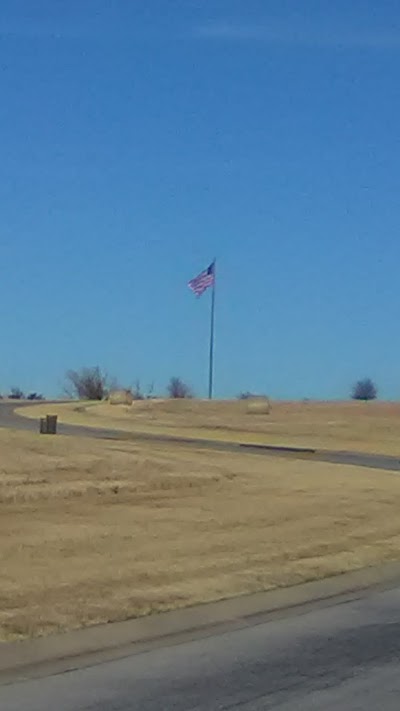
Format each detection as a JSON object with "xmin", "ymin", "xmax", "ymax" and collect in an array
[{"xmin": 188, "ymin": 265, "xmax": 215, "ymax": 296}]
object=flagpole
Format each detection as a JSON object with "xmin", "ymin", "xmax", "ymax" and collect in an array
[{"xmin": 208, "ymin": 260, "xmax": 216, "ymax": 400}]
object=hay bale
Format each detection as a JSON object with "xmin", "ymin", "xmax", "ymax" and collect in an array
[
  {"xmin": 108, "ymin": 389, "xmax": 134, "ymax": 406},
  {"xmin": 246, "ymin": 396, "xmax": 271, "ymax": 415}
]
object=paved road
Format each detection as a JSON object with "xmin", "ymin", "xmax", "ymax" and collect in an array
[
  {"xmin": 0, "ymin": 401, "xmax": 124, "ymax": 440},
  {"xmin": 2, "ymin": 401, "xmax": 400, "ymax": 472},
  {"xmin": 2, "ymin": 403, "xmax": 400, "ymax": 708},
  {"xmin": 2, "ymin": 585, "xmax": 400, "ymax": 710}
]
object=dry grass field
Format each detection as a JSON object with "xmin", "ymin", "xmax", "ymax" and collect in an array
[
  {"xmin": 19, "ymin": 398, "xmax": 400, "ymax": 455},
  {"xmin": 2, "ymin": 427, "xmax": 400, "ymax": 642}
]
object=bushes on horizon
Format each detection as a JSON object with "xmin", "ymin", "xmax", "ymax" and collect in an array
[
  {"xmin": 65, "ymin": 367, "xmax": 110, "ymax": 401},
  {"xmin": 9, "ymin": 387, "xmax": 25, "ymax": 400},
  {"xmin": 237, "ymin": 391, "xmax": 269, "ymax": 400},
  {"xmin": 351, "ymin": 378, "xmax": 378, "ymax": 401},
  {"xmin": 167, "ymin": 377, "xmax": 193, "ymax": 399}
]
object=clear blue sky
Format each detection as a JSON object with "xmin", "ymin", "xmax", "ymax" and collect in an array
[{"xmin": 1, "ymin": 0, "xmax": 400, "ymax": 399}]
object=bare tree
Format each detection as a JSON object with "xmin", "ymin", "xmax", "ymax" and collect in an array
[
  {"xmin": 146, "ymin": 381, "xmax": 155, "ymax": 399},
  {"xmin": 132, "ymin": 380, "xmax": 144, "ymax": 401},
  {"xmin": 27, "ymin": 392, "xmax": 45, "ymax": 401},
  {"xmin": 351, "ymin": 378, "xmax": 377, "ymax": 401},
  {"xmin": 9, "ymin": 387, "xmax": 25, "ymax": 400},
  {"xmin": 65, "ymin": 366, "xmax": 110, "ymax": 400},
  {"xmin": 167, "ymin": 376, "xmax": 193, "ymax": 399}
]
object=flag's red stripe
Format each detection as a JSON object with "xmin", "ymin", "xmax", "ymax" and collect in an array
[{"xmin": 188, "ymin": 267, "xmax": 215, "ymax": 296}]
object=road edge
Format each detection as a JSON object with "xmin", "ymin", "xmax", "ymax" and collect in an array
[
  {"xmin": 11, "ymin": 402, "xmax": 400, "ymax": 472},
  {"xmin": 2, "ymin": 560, "xmax": 400, "ymax": 685}
]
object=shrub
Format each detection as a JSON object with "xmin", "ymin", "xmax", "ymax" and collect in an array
[
  {"xmin": 65, "ymin": 366, "xmax": 110, "ymax": 400},
  {"xmin": 351, "ymin": 378, "xmax": 377, "ymax": 401},
  {"xmin": 9, "ymin": 387, "xmax": 25, "ymax": 400},
  {"xmin": 167, "ymin": 377, "xmax": 193, "ymax": 399}
]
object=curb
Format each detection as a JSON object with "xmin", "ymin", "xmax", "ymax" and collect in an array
[{"xmin": 1, "ymin": 560, "xmax": 400, "ymax": 685}]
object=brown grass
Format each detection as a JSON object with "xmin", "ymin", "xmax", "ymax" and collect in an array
[
  {"xmin": 2, "ymin": 428, "xmax": 400, "ymax": 642},
  {"xmin": 19, "ymin": 399, "xmax": 400, "ymax": 455}
]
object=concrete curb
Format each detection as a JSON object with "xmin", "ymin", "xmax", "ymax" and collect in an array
[{"xmin": 1, "ymin": 561, "xmax": 400, "ymax": 685}]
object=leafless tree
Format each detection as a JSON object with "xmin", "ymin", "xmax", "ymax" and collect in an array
[
  {"xmin": 9, "ymin": 387, "xmax": 25, "ymax": 400},
  {"xmin": 132, "ymin": 380, "xmax": 144, "ymax": 400},
  {"xmin": 65, "ymin": 366, "xmax": 110, "ymax": 400},
  {"xmin": 167, "ymin": 376, "xmax": 193, "ymax": 399},
  {"xmin": 146, "ymin": 381, "xmax": 155, "ymax": 399}
]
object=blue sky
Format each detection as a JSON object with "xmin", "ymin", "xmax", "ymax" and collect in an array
[{"xmin": 1, "ymin": 1, "xmax": 400, "ymax": 399}]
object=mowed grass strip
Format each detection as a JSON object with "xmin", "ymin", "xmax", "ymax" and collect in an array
[
  {"xmin": 2, "ymin": 429, "xmax": 400, "ymax": 641},
  {"xmin": 19, "ymin": 398, "xmax": 400, "ymax": 455}
]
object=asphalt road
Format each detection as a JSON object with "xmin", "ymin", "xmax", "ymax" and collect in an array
[
  {"xmin": 0, "ymin": 401, "xmax": 123, "ymax": 440},
  {"xmin": 2, "ymin": 585, "xmax": 400, "ymax": 710},
  {"xmin": 2, "ymin": 402, "xmax": 400, "ymax": 708},
  {"xmin": 2, "ymin": 401, "xmax": 400, "ymax": 472}
]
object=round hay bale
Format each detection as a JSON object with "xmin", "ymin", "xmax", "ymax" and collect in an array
[
  {"xmin": 246, "ymin": 396, "xmax": 271, "ymax": 415},
  {"xmin": 108, "ymin": 389, "xmax": 134, "ymax": 406}
]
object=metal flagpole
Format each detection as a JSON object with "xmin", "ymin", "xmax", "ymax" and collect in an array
[{"xmin": 208, "ymin": 260, "xmax": 216, "ymax": 400}]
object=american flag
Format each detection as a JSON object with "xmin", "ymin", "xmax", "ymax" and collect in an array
[{"xmin": 188, "ymin": 262, "xmax": 215, "ymax": 297}]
